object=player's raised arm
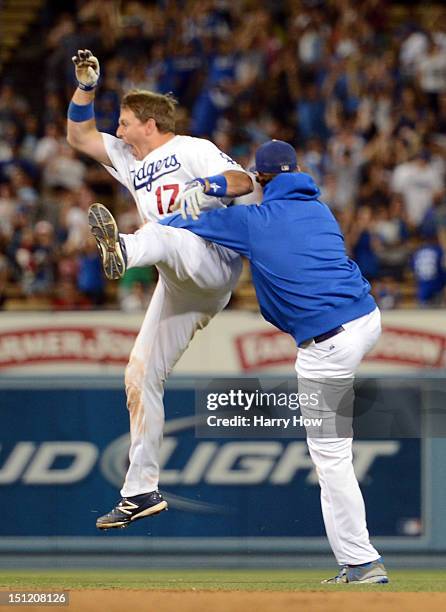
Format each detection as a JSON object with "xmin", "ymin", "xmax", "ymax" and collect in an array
[{"xmin": 66, "ymin": 49, "xmax": 111, "ymax": 165}]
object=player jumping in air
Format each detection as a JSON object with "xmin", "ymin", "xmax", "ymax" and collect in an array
[{"xmin": 67, "ymin": 50, "xmax": 253, "ymax": 529}]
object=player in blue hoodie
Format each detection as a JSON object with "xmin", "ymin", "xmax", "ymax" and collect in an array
[
  {"xmin": 165, "ymin": 143, "xmax": 376, "ymax": 347},
  {"xmin": 89, "ymin": 140, "xmax": 387, "ymax": 584}
]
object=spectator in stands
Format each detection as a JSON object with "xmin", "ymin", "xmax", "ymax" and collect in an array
[
  {"xmin": 20, "ymin": 115, "xmax": 40, "ymax": 161},
  {"xmin": 42, "ymin": 143, "xmax": 86, "ymax": 190},
  {"xmin": 34, "ymin": 122, "xmax": 64, "ymax": 168},
  {"xmin": 0, "ymin": 181, "xmax": 16, "ymax": 237},
  {"xmin": 9, "ymin": 167, "xmax": 38, "ymax": 213},
  {"xmin": 411, "ymin": 236, "xmax": 445, "ymax": 305},
  {"xmin": 296, "ymin": 82, "xmax": 329, "ymax": 142},
  {"xmin": 11, "ymin": 225, "xmax": 36, "ymax": 295},
  {"xmin": 327, "ymin": 119, "xmax": 365, "ymax": 210},
  {"xmin": 373, "ymin": 276, "xmax": 402, "ymax": 311},
  {"xmin": 357, "ymin": 163, "xmax": 392, "ymax": 210},
  {"xmin": 434, "ymin": 92, "xmax": 446, "ymax": 148},
  {"xmin": 0, "ymin": 83, "xmax": 28, "ymax": 123},
  {"xmin": 373, "ymin": 200, "xmax": 410, "ymax": 280},
  {"xmin": 300, "ymin": 137, "xmax": 329, "ymax": 186},
  {"xmin": 417, "ymin": 37, "xmax": 446, "ymax": 113},
  {"xmin": 393, "ymin": 86, "xmax": 426, "ymax": 137},
  {"xmin": 399, "ymin": 25, "xmax": 428, "ymax": 78},
  {"xmin": 29, "ymin": 220, "xmax": 56, "ymax": 296},
  {"xmin": 191, "ymin": 37, "xmax": 239, "ymax": 136},
  {"xmin": 42, "ymin": 92, "xmax": 65, "ymax": 127},
  {"xmin": 347, "ymin": 206, "xmax": 381, "ymax": 280},
  {"xmin": 391, "ymin": 149, "xmax": 444, "ymax": 229},
  {"xmin": 76, "ymin": 236, "xmax": 105, "ymax": 306}
]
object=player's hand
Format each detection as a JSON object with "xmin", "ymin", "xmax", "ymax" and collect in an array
[
  {"xmin": 173, "ymin": 180, "xmax": 206, "ymax": 220},
  {"xmin": 72, "ymin": 49, "xmax": 100, "ymax": 91}
]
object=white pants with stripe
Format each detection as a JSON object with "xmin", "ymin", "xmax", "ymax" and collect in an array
[
  {"xmin": 120, "ymin": 223, "xmax": 242, "ymax": 497},
  {"xmin": 296, "ymin": 307, "xmax": 382, "ymax": 565}
]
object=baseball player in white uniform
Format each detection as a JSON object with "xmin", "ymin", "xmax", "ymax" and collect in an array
[{"xmin": 67, "ymin": 50, "xmax": 253, "ymax": 529}]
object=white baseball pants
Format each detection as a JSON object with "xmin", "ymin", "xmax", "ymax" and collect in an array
[
  {"xmin": 296, "ymin": 307, "xmax": 382, "ymax": 565},
  {"xmin": 119, "ymin": 223, "xmax": 242, "ymax": 497}
]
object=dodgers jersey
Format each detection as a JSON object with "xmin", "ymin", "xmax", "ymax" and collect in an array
[
  {"xmin": 161, "ymin": 172, "xmax": 376, "ymax": 346},
  {"xmin": 101, "ymin": 133, "xmax": 244, "ymax": 222}
]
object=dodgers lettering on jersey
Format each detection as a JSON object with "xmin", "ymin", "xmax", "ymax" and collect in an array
[
  {"xmin": 132, "ymin": 154, "xmax": 181, "ymax": 192},
  {"xmin": 101, "ymin": 133, "xmax": 244, "ymax": 223}
]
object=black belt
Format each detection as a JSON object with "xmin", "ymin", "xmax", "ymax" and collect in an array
[
  {"xmin": 314, "ymin": 325, "xmax": 344, "ymax": 343},
  {"xmin": 300, "ymin": 325, "xmax": 344, "ymax": 347}
]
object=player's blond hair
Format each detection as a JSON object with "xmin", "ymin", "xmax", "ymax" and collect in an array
[{"xmin": 121, "ymin": 90, "xmax": 177, "ymax": 133}]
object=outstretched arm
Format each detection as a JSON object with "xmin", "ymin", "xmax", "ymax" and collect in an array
[
  {"xmin": 160, "ymin": 206, "xmax": 251, "ymax": 257},
  {"xmin": 66, "ymin": 49, "xmax": 111, "ymax": 165},
  {"xmin": 212, "ymin": 170, "xmax": 253, "ymax": 197},
  {"xmin": 173, "ymin": 171, "xmax": 253, "ymax": 219}
]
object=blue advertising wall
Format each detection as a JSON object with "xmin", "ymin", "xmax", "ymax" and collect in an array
[{"xmin": 0, "ymin": 378, "xmax": 422, "ymax": 540}]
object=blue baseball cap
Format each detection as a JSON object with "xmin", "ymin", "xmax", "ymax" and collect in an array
[{"xmin": 251, "ymin": 140, "xmax": 298, "ymax": 173}]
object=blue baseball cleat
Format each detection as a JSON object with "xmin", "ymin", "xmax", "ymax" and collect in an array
[
  {"xmin": 96, "ymin": 491, "xmax": 168, "ymax": 529},
  {"xmin": 322, "ymin": 557, "xmax": 389, "ymax": 584}
]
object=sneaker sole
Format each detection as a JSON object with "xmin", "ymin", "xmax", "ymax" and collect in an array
[
  {"xmin": 322, "ymin": 575, "xmax": 389, "ymax": 585},
  {"xmin": 132, "ymin": 500, "xmax": 168, "ymax": 521},
  {"xmin": 350, "ymin": 575, "xmax": 389, "ymax": 584},
  {"xmin": 96, "ymin": 501, "xmax": 168, "ymax": 530},
  {"xmin": 88, "ymin": 202, "xmax": 126, "ymax": 280}
]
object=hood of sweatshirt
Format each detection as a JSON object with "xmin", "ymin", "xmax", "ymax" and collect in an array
[{"xmin": 262, "ymin": 172, "xmax": 320, "ymax": 203}]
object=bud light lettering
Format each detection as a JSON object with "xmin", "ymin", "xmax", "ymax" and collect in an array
[{"xmin": 132, "ymin": 155, "xmax": 181, "ymax": 191}]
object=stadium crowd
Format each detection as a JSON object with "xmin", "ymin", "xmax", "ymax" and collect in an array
[{"xmin": 0, "ymin": 0, "xmax": 445, "ymax": 311}]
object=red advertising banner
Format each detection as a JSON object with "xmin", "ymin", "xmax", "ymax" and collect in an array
[
  {"xmin": 0, "ymin": 327, "xmax": 136, "ymax": 368},
  {"xmin": 0, "ymin": 312, "xmax": 444, "ymax": 374},
  {"xmin": 234, "ymin": 326, "xmax": 446, "ymax": 371}
]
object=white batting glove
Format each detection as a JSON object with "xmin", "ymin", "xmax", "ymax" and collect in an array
[
  {"xmin": 72, "ymin": 49, "xmax": 100, "ymax": 91},
  {"xmin": 173, "ymin": 180, "xmax": 206, "ymax": 220}
]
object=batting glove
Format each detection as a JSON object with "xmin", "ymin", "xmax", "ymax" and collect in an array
[
  {"xmin": 72, "ymin": 49, "xmax": 100, "ymax": 91},
  {"xmin": 173, "ymin": 179, "xmax": 206, "ymax": 220}
]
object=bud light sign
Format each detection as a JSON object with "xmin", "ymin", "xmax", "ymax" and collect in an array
[{"xmin": 0, "ymin": 380, "xmax": 421, "ymax": 538}]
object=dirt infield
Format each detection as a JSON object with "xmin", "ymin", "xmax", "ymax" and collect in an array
[{"xmin": 32, "ymin": 590, "xmax": 446, "ymax": 612}]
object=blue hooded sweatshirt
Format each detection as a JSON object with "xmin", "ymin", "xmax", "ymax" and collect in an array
[{"xmin": 160, "ymin": 172, "xmax": 376, "ymax": 346}]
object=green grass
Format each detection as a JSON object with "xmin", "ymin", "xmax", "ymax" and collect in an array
[{"xmin": 0, "ymin": 569, "xmax": 444, "ymax": 592}]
